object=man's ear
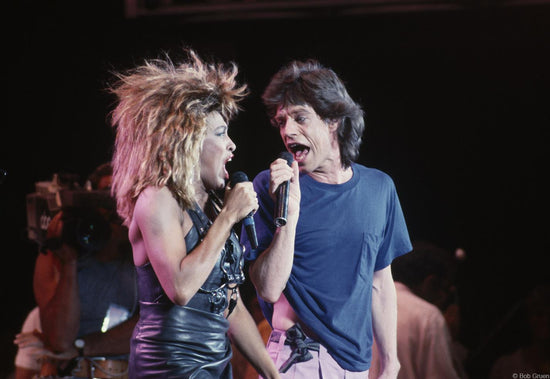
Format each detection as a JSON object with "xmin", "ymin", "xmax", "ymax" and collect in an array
[{"xmin": 327, "ymin": 118, "xmax": 340, "ymax": 132}]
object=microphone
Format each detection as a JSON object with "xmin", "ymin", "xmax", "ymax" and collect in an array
[
  {"xmin": 230, "ymin": 171, "xmax": 258, "ymax": 249},
  {"xmin": 274, "ymin": 151, "xmax": 294, "ymax": 227}
]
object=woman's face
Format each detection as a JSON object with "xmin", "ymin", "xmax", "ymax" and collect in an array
[{"xmin": 199, "ymin": 111, "xmax": 236, "ymax": 191}]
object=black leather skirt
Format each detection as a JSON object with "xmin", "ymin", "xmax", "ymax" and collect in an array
[{"xmin": 129, "ymin": 302, "xmax": 233, "ymax": 379}]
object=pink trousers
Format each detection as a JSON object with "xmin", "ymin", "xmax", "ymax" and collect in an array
[{"xmin": 265, "ymin": 327, "xmax": 370, "ymax": 378}]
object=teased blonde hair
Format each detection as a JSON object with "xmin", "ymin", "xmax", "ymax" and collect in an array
[{"xmin": 109, "ymin": 49, "xmax": 247, "ymax": 225}]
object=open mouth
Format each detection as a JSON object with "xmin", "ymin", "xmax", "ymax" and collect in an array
[
  {"xmin": 288, "ymin": 143, "xmax": 310, "ymax": 162},
  {"xmin": 223, "ymin": 156, "xmax": 233, "ymax": 179}
]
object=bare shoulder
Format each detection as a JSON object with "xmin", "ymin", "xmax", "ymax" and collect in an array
[
  {"xmin": 133, "ymin": 186, "xmax": 188, "ymax": 235},
  {"xmin": 130, "ymin": 186, "xmax": 188, "ymax": 266},
  {"xmin": 136, "ymin": 186, "xmax": 173, "ymax": 207},
  {"xmin": 135, "ymin": 187, "xmax": 178, "ymax": 218}
]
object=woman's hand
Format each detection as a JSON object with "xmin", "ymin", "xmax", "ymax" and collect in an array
[{"xmin": 223, "ymin": 181, "xmax": 258, "ymax": 225}]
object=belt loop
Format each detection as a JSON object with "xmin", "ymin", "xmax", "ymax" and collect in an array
[{"xmin": 269, "ymin": 329, "xmax": 283, "ymax": 344}]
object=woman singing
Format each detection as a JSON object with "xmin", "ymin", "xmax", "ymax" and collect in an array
[{"xmin": 109, "ymin": 49, "xmax": 279, "ymax": 379}]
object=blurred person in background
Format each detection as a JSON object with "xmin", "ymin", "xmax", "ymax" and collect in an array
[
  {"xmin": 489, "ymin": 283, "xmax": 550, "ymax": 378},
  {"xmin": 370, "ymin": 240, "xmax": 464, "ymax": 379},
  {"xmin": 13, "ymin": 164, "xmax": 138, "ymax": 379}
]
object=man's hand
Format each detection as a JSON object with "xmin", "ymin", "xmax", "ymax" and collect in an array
[{"xmin": 14, "ymin": 330, "xmax": 78, "ymax": 362}]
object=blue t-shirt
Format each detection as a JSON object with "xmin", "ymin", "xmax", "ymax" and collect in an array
[{"xmin": 242, "ymin": 163, "xmax": 411, "ymax": 371}]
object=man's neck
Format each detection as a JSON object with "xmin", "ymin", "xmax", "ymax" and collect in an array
[{"xmin": 309, "ymin": 164, "xmax": 353, "ymax": 184}]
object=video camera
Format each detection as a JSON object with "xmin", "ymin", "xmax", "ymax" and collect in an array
[{"xmin": 26, "ymin": 173, "xmax": 116, "ymax": 253}]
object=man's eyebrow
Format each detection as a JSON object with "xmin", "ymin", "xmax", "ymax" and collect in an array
[
  {"xmin": 280, "ymin": 106, "xmax": 308, "ymax": 118},
  {"xmin": 289, "ymin": 106, "xmax": 311, "ymax": 115}
]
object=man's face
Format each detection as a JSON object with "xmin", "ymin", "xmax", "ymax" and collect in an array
[{"xmin": 273, "ymin": 104, "xmax": 338, "ymax": 174}]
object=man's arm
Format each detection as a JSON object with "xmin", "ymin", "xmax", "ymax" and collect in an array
[
  {"xmin": 248, "ymin": 216, "xmax": 297, "ymax": 304},
  {"xmin": 34, "ymin": 248, "xmax": 80, "ymax": 353},
  {"xmin": 15, "ymin": 313, "xmax": 139, "ymax": 363},
  {"xmin": 248, "ymin": 159, "xmax": 300, "ymax": 303},
  {"xmin": 371, "ymin": 265, "xmax": 400, "ymax": 379}
]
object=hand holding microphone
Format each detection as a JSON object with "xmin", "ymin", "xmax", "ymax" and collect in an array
[{"xmin": 229, "ymin": 171, "xmax": 258, "ymax": 249}]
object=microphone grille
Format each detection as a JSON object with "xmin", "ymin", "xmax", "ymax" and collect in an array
[
  {"xmin": 279, "ymin": 151, "xmax": 294, "ymax": 166},
  {"xmin": 230, "ymin": 171, "xmax": 249, "ymax": 186}
]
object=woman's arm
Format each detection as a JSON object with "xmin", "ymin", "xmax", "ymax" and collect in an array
[
  {"xmin": 228, "ymin": 297, "xmax": 279, "ymax": 379},
  {"xmin": 134, "ymin": 184, "xmax": 256, "ymax": 305}
]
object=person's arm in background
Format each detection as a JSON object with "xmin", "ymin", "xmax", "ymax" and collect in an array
[
  {"xmin": 34, "ymin": 240, "xmax": 80, "ymax": 353},
  {"xmin": 14, "ymin": 313, "xmax": 138, "ymax": 363}
]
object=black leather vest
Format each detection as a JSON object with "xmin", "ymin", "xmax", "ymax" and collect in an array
[{"xmin": 135, "ymin": 201, "xmax": 245, "ymax": 315}]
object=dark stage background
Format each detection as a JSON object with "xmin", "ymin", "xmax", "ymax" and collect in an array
[{"xmin": 1, "ymin": 1, "xmax": 549, "ymax": 378}]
